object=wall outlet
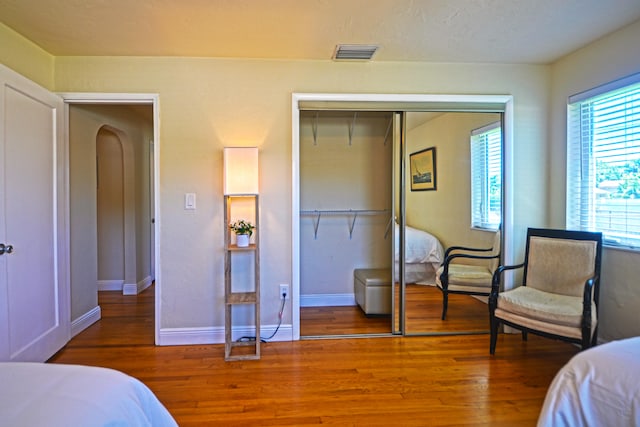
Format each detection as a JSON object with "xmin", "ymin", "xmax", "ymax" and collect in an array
[{"xmin": 279, "ymin": 284, "xmax": 289, "ymax": 299}]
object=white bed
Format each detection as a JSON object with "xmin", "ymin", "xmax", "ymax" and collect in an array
[
  {"xmin": 537, "ymin": 337, "xmax": 640, "ymax": 427},
  {"xmin": 394, "ymin": 223, "xmax": 444, "ymax": 284},
  {"xmin": 0, "ymin": 362, "xmax": 178, "ymax": 427}
]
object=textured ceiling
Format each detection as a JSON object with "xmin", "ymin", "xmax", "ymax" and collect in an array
[{"xmin": 1, "ymin": 0, "xmax": 639, "ymax": 64}]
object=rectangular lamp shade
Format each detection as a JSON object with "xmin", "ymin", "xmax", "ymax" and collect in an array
[{"xmin": 223, "ymin": 147, "xmax": 259, "ymax": 195}]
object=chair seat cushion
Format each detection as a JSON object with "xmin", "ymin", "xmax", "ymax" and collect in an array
[
  {"xmin": 497, "ymin": 286, "xmax": 596, "ymax": 328},
  {"xmin": 436, "ymin": 264, "xmax": 493, "ymax": 290}
]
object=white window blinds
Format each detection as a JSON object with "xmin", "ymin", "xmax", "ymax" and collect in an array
[
  {"xmin": 470, "ymin": 122, "xmax": 502, "ymax": 230},
  {"xmin": 567, "ymin": 73, "xmax": 640, "ymax": 248}
]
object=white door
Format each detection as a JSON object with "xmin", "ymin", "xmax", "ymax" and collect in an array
[{"xmin": 0, "ymin": 64, "xmax": 69, "ymax": 361}]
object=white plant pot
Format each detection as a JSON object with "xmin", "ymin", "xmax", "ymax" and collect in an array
[{"xmin": 236, "ymin": 234, "xmax": 250, "ymax": 247}]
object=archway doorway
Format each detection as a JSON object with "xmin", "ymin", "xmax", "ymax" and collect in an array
[{"xmin": 67, "ymin": 99, "xmax": 158, "ymax": 343}]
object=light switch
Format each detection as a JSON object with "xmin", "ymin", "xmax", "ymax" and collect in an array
[{"xmin": 185, "ymin": 193, "xmax": 196, "ymax": 210}]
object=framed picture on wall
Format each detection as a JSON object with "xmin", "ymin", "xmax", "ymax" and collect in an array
[{"xmin": 410, "ymin": 147, "xmax": 437, "ymax": 191}]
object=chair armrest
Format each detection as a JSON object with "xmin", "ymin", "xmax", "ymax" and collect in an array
[
  {"xmin": 444, "ymin": 245, "xmax": 493, "ymax": 259},
  {"xmin": 581, "ymin": 273, "xmax": 599, "ymax": 329},
  {"xmin": 489, "ymin": 262, "xmax": 524, "ymax": 307},
  {"xmin": 440, "ymin": 252, "xmax": 501, "ymax": 278},
  {"xmin": 443, "ymin": 252, "xmax": 500, "ymax": 266}
]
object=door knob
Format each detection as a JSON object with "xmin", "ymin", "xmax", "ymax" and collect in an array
[{"xmin": 0, "ymin": 243, "xmax": 14, "ymax": 255}]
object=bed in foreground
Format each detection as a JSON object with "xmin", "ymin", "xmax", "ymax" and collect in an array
[
  {"xmin": 537, "ymin": 337, "xmax": 640, "ymax": 427},
  {"xmin": 0, "ymin": 362, "xmax": 177, "ymax": 427}
]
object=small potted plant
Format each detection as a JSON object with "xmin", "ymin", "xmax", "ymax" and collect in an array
[{"xmin": 229, "ymin": 219, "xmax": 255, "ymax": 247}]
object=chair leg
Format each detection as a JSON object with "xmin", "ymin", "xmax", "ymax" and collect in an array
[
  {"xmin": 522, "ymin": 330, "xmax": 528, "ymax": 341},
  {"xmin": 590, "ymin": 327, "xmax": 598, "ymax": 348},
  {"xmin": 490, "ymin": 316, "xmax": 499, "ymax": 355},
  {"xmin": 441, "ymin": 292, "xmax": 448, "ymax": 320},
  {"xmin": 583, "ymin": 329, "xmax": 593, "ymax": 350}
]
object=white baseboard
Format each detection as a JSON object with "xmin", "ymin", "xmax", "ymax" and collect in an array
[
  {"xmin": 300, "ymin": 293, "xmax": 356, "ymax": 307},
  {"xmin": 157, "ymin": 324, "xmax": 293, "ymax": 346},
  {"xmin": 97, "ymin": 279, "xmax": 124, "ymax": 291},
  {"xmin": 123, "ymin": 276, "xmax": 153, "ymax": 295},
  {"xmin": 122, "ymin": 283, "xmax": 137, "ymax": 295},
  {"xmin": 71, "ymin": 305, "xmax": 101, "ymax": 338}
]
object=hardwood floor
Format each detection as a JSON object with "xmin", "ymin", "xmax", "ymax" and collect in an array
[
  {"xmin": 301, "ymin": 284, "xmax": 489, "ymax": 336},
  {"xmin": 301, "ymin": 305, "xmax": 390, "ymax": 336},
  {"xmin": 50, "ymin": 285, "xmax": 579, "ymax": 426}
]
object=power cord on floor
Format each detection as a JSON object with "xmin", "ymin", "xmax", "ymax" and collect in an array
[{"xmin": 236, "ymin": 292, "xmax": 286, "ymax": 343}]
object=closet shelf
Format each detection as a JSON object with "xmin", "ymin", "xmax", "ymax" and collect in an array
[{"xmin": 300, "ymin": 209, "xmax": 392, "ymax": 240}]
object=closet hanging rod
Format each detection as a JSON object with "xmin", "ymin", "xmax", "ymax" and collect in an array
[
  {"xmin": 300, "ymin": 209, "xmax": 390, "ymax": 216},
  {"xmin": 300, "ymin": 209, "xmax": 391, "ymax": 240}
]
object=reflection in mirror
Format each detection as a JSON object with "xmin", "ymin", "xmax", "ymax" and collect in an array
[{"xmin": 399, "ymin": 111, "xmax": 503, "ymax": 335}]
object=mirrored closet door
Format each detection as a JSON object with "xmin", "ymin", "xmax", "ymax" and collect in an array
[
  {"xmin": 297, "ymin": 103, "xmax": 505, "ymax": 338},
  {"xmin": 395, "ymin": 111, "xmax": 503, "ymax": 336}
]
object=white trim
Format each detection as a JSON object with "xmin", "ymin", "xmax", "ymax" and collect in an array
[
  {"xmin": 122, "ymin": 283, "xmax": 137, "ymax": 295},
  {"xmin": 502, "ymin": 97, "xmax": 515, "ymax": 290},
  {"xmin": 569, "ymin": 71, "xmax": 640, "ymax": 103},
  {"xmin": 59, "ymin": 93, "xmax": 158, "ymax": 104},
  {"xmin": 157, "ymin": 324, "xmax": 293, "ymax": 346},
  {"xmin": 97, "ymin": 280, "xmax": 124, "ymax": 291},
  {"xmin": 291, "ymin": 94, "xmax": 301, "ymax": 340},
  {"xmin": 61, "ymin": 92, "xmax": 161, "ymax": 345},
  {"xmin": 471, "ymin": 120, "xmax": 501, "ymax": 136},
  {"xmin": 139, "ymin": 275, "xmax": 153, "ymax": 293},
  {"xmin": 122, "ymin": 275, "xmax": 153, "ymax": 295},
  {"xmin": 300, "ymin": 293, "xmax": 356, "ymax": 307},
  {"xmin": 152, "ymin": 100, "xmax": 161, "ymax": 346},
  {"xmin": 70, "ymin": 305, "xmax": 101, "ymax": 338},
  {"xmin": 292, "ymin": 93, "xmax": 515, "ymax": 339},
  {"xmin": 294, "ymin": 92, "xmax": 513, "ymax": 105}
]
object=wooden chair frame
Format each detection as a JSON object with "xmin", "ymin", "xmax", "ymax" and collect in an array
[
  {"xmin": 489, "ymin": 228, "xmax": 602, "ymax": 354},
  {"xmin": 437, "ymin": 229, "xmax": 501, "ymax": 320}
]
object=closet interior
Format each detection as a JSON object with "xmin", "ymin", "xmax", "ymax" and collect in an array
[{"xmin": 299, "ymin": 111, "xmax": 393, "ymax": 336}]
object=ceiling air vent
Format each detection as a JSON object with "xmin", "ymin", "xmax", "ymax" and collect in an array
[{"xmin": 332, "ymin": 44, "xmax": 379, "ymax": 61}]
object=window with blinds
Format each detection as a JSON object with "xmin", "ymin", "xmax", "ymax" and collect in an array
[
  {"xmin": 567, "ymin": 73, "xmax": 640, "ymax": 249},
  {"xmin": 470, "ymin": 122, "xmax": 502, "ymax": 230}
]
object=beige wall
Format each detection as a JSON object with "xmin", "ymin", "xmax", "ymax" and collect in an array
[
  {"xmin": 68, "ymin": 106, "xmax": 99, "ymax": 321},
  {"xmin": 549, "ymin": 20, "xmax": 640, "ymax": 341},
  {"xmin": 1, "ymin": 23, "xmax": 554, "ymax": 337},
  {"xmin": 0, "ymin": 23, "xmax": 53, "ymax": 89},
  {"xmin": 2, "ymin": 16, "xmax": 638, "ymax": 343},
  {"xmin": 49, "ymin": 57, "xmax": 548, "ymax": 332},
  {"xmin": 406, "ymin": 112, "xmax": 501, "ymax": 251}
]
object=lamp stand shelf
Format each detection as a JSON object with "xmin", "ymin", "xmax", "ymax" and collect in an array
[{"xmin": 224, "ymin": 194, "xmax": 260, "ymax": 361}]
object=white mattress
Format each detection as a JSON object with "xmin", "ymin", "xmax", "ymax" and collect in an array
[
  {"xmin": 394, "ymin": 223, "xmax": 443, "ymax": 283},
  {"xmin": 0, "ymin": 362, "xmax": 178, "ymax": 427},
  {"xmin": 537, "ymin": 337, "xmax": 640, "ymax": 427}
]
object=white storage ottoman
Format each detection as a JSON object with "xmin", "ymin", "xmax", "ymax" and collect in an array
[{"xmin": 354, "ymin": 268, "xmax": 392, "ymax": 315}]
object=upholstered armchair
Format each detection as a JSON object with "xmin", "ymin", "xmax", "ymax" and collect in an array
[
  {"xmin": 489, "ymin": 228, "xmax": 602, "ymax": 354},
  {"xmin": 435, "ymin": 228, "xmax": 501, "ymax": 320}
]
